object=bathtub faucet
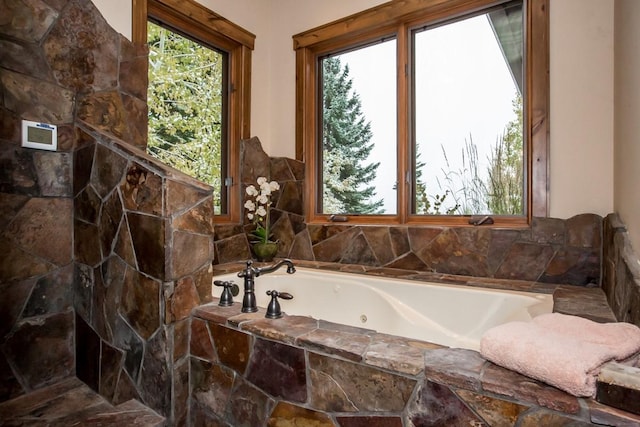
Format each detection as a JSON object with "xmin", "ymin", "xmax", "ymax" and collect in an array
[{"xmin": 237, "ymin": 259, "xmax": 296, "ymax": 313}]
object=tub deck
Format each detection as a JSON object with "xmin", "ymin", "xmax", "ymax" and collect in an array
[{"xmin": 196, "ymin": 260, "xmax": 640, "ymax": 425}]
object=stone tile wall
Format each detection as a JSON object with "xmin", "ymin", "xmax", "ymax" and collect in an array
[
  {"xmin": 217, "ymin": 138, "xmax": 603, "ymax": 287},
  {"xmin": 1, "ymin": 0, "xmax": 217, "ymax": 423},
  {"xmin": 602, "ymin": 213, "xmax": 640, "ymax": 328}
]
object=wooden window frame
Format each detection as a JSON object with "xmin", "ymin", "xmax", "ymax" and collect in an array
[
  {"xmin": 133, "ymin": 0, "xmax": 254, "ymax": 224},
  {"xmin": 293, "ymin": 0, "xmax": 549, "ymax": 226}
]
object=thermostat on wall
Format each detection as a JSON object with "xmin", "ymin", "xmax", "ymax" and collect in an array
[{"xmin": 21, "ymin": 120, "xmax": 57, "ymax": 151}]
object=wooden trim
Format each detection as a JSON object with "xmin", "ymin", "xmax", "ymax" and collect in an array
[
  {"xmin": 293, "ymin": 0, "xmax": 499, "ymax": 49},
  {"xmin": 529, "ymin": 0, "xmax": 550, "ymax": 217},
  {"xmin": 295, "ymin": 0, "xmax": 549, "ymax": 225},
  {"xmin": 131, "ymin": 0, "xmax": 147, "ymax": 45}
]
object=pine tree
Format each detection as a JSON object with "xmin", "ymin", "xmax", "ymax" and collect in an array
[{"xmin": 321, "ymin": 57, "xmax": 383, "ymax": 214}]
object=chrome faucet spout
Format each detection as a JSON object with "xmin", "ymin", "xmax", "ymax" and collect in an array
[{"xmin": 237, "ymin": 259, "xmax": 296, "ymax": 313}]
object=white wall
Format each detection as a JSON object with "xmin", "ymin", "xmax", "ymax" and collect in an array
[
  {"xmin": 92, "ymin": 0, "xmax": 131, "ymax": 39},
  {"xmin": 614, "ymin": 0, "xmax": 640, "ymax": 253},
  {"xmin": 549, "ymin": 0, "xmax": 614, "ymax": 218},
  {"xmin": 93, "ymin": 0, "xmax": 619, "ymax": 220}
]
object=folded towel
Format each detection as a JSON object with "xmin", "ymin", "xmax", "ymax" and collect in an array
[{"xmin": 480, "ymin": 313, "xmax": 640, "ymax": 397}]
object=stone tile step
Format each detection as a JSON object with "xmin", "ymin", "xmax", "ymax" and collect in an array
[{"xmin": 0, "ymin": 377, "xmax": 165, "ymax": 426}]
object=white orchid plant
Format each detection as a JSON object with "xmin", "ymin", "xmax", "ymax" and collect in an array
[{"xmin": 244, "ymin": 177, "xmax": 280, "ymax": 244}]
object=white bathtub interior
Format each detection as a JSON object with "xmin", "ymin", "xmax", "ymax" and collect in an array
[{"xmin": 212, "ymin": 267, "xmax": 554, "ymax": 351}]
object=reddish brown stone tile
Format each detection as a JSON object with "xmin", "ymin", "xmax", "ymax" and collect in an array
[
  {"xmin": 127, "ymin": 212, "xmax": 166, "ymax": 280},
  {"xmin": 173, "ymin": 199, "xmax": 214, "ymax": 234},
  {"xmin": 567, "ymin": 213, "xmax": 602, "ymax": 249},
  {"xmin": 494, "ymin": 242, "xmax": 555, "ymax": 281},
  {"xmin": 23, "ymin": 264, "xmax": 73, "ymax": 317},
  {"xmin": 0, "ymin": 278, "xmax": 35, "ymax": 339},
  {"xmin": 75, "ymin": 186, "xmax": 101, "ymax": 224},
  {"xmin": 336, "ymin": 416, "xmax": 401, "ymax": 427},
  {"xmin": 173, "ymin": 318, "xmax": 190, "ymax": 362},
  {"xmin": 73, "ymin": 140, "xmax": 95, "ymax": 195},
  {"xmin": 100, "ymin": 341, "xmax": 125, "ymax": 401},
  {"xmin": 33, "ymin": 151, "xmax": 72, "ymax": 196},
  {"xmin": 246, "ymin": 338, "xmax": 307, "ymax": 403},
  {"xmin": 121, "ymin": 93, "xmax": 147, "ymax": 148},
  {"xmin": 5, "ymin": 197, "xmax": 72, "ymax": 265},
  {"xmin": 227, "ymin": 378, "xmax": 274, "ymax": 427},
  {"xmin": 210, "ymin": 324, "xmax": 251, "ymax": 375},
  {"xmin": 99, "ymin": 190, "xmax": 124, "ymax": 257},
  {"xmin": 269, "ymin": 402, "xmax": 334, "ymax": 427},
  {"xmin": 309, "ymin": 352, "xmax": 416, "ymax": 412},
  {"xmin": 119, "ymin": 43, "xmax": 148, "ymax": 101},
  {"xmin": 423, "ymin": 348, "xmax": 485, "ymax": 391},
  {"xmin": 190, "ymin": 318, "xmax": 217, "ymax": 362},
  {"xmin": 120, "ymin": 267, "xmax": 160, "ymax": 340},
  {"xmin": 364, "ymin": 341, "xmax": 426, "ymax": 375},
  {"xmin": 408, "ymin": 381, "xmax": 486, "ymax": 426},
  {"xmin": 589, "ymin": 398, "xmax": 640, "ymax": 426},
  {"xmin": 168, "ymin": 276, "xmax": 201, "ymax": 322},
  {"xmin": 517, "ymin": 408, "xmax": 593, "ymax": 426},
  {"xmin": 313, "ymin": 227, "xmax": 360, "ymax": 263},
  {"xmin": 112, "ymin": 370, "xmax": 142, "ymax": 406},
  {"xmin": 456, "ymin": 389, "xmax": 529, "ymax": 426},
  {"xmin": 139, "ymin": 329, "xmax": 170, "ymax": 417},
  {"xmin": 171, "ymin": 230, "xmax": 213, "ymax": 280},
  {"xmin": 78, "ymin": 91, "xmax": 128, "ymax": 139},
  {"xmin": 0, "ymin": 39, "xmax": 52, "ymax": 82},
  {"xmin": 4, "ymin": 311, "xmax": 74, "ymax": 389},
  {"xmin": 174, "ymin": 358, "xmax": 190, "ymax": 426},
  {"xmin": 43, "ymin": 0, "xmax": 118, "ymax": 92},
  {"xmin": 2, "ymin": 68, "xmax": 74, "ymax": 123},
  {"xmin": 121, "ymin": 163, "xmax": 163, "ymax": 215},
  {"xmin": 191, "ymin": 359, "xmax": 235, "ymax": 416},
  {"xmin": 242, "ymin": 315, "xmax": 319, "ymax": 345},
  {"xmin": 297, "ymin": 328, "xmax": 369, "ymax": 362},
  {"xmin": 166, "ymin": 179, "xmax": 212, "ymax": 216},
  {"xmin": 481, "ymin": 363, "xmax": 580, "ymax": 414}
]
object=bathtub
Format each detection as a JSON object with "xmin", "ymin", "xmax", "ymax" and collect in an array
[{"xmin": 212, "ymin": 267, "xmax": 554, "ymax": 351}]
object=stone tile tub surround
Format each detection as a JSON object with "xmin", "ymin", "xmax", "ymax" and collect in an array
[
  {"xmin": 218, "ymin": 138, "xmax": 603, "ymax": 289},
  {"xmin": 191, "ymin": 271, "xmax": 640, "ymax": 426}
]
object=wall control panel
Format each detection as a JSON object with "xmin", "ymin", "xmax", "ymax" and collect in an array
[{"xmin": 21, "ymin": 120, "xmax": 57, "ymax": 151}]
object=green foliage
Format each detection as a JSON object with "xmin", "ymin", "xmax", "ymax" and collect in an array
[
  {"xmin": 321, "ymin": 57, "xmax": 384, "ymax": 214},
  {"xmin": 485, "ymin": 95, "xmax": 524, "ymax": 215},
  {"xmin": 146, "ymin": 22, "xmax": 224, "ymax": 212},
  {"xmin": 433, "ymin": 94, "xmax": 524, "ymax": 216}
]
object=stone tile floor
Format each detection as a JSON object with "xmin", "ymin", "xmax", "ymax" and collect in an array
[{"xmin": 0, "ymin": 377, "xmax": 165, "ymax": 426}]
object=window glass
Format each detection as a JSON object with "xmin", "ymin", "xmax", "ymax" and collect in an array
[
  {"xmin": 320, "ymin": 40, "xmax": 397, "ymax": 215},
  {"xmin": 147, "ymin": 21, "xmax": 228, "ymax": 214},
  {"xmin": 413, "ymin": 1, "xmax": 524, "ymax": 216}
]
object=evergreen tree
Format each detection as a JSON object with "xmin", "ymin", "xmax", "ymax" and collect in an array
[{"xmin": 321, "ymin": 57, "xmax": 383, "ymax": 214}]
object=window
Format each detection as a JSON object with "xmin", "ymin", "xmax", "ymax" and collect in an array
[
  {"xmin": 295, "ymin": 0, "xmax": 549, "ymax": 226},
  {"xmin": 133, "ymin": 0, "xmax": 254, "ymax": 222}
]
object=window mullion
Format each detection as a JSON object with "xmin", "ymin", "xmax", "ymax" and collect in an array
[{"xmin": 397, "ymin": 24, "xmax": 410, "ymax": 223}]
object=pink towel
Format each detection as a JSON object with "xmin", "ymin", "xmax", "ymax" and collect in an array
[{"xmin": 480, "ymin": 313, "xmax": 640, "ymax": 397}]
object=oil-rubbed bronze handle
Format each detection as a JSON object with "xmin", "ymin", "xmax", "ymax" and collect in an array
[
  {"xmin": 213, "ymin": 280, "xmax": 239, "ymax": 306},
  {"xmin": 265, "ymin": 290, "xmax": 294, "ymax": 319}
]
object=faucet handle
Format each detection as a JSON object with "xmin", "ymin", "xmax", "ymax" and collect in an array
[
  {"xmin": 213, "ymin": 280, "xmax": 239, "ymax": 307},
  {"xmin": 265, "ymin": 290, "xmax": 294, "ymax": 319}
]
